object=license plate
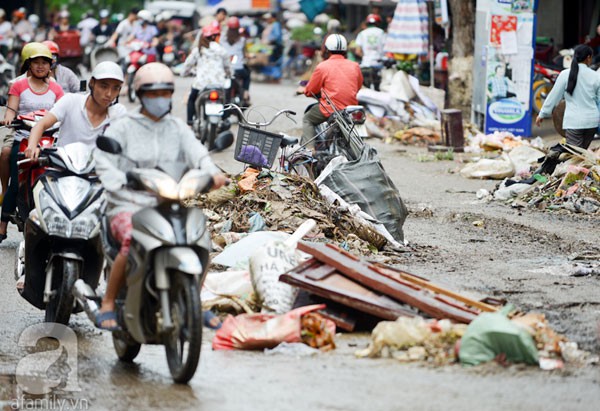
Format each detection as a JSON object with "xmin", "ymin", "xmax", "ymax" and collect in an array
[
  {"xmin": 205, "ymin": 103, "xmax": 224, "ymax": 116},
  {"xmin": 354, "ymin": 124, "xmax": 368, "ymax": 138}
]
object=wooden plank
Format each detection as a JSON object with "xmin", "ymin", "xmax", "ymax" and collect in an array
[
  {"xmin": 371, "ymin": 263, "xmax": 498, "ymax": 312},
  {"xmin": 298, "ymin": 242, "xmax": 478, "ymax": 323},
  {"xmin": 306, "ymin": 264, "xmax": 337, "ymax": 281},
  {"xmin": 281, "ymin": 272, "xmax": 416, "ymax": 320}
]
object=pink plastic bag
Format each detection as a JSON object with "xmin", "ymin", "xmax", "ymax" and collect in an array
[{"xmin": 212, "ymin": 304, "xmax": 335, "ymax": 350}]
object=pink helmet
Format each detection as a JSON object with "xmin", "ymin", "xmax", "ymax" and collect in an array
[
  {"xmin": 202, "ymin": 21, "xmax": 221, "ymax": 38},
  {"xmin": 42, "ymin": 40, "xmax": 60, "ymax": 55},
  {"xmin": 134, "ymin": 62, "xmax": 175, "ymax": 94}
]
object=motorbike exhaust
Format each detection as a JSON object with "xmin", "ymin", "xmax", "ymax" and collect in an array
[{"xmin": 72, "ymin": 279, "xmax": 100, "ymax": 323}]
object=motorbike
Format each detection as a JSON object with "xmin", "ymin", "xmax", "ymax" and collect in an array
[
  {"xmin": 89, "ymin": 34, "xmax": 120, "ymax": 70},
  {"xmin": 161, "ymin": 40, "xmax": 186, "ymax": 68},
  {"xmin": 72, "ymin": 134, "xmax": 232, "ymax": 383},
  {"xmin": 0, "ymin": 52, "xmax": 16, "ymax": 106},
  {"xmin": 16, "ymin": 142, "xmax": 105, "ymax": 325},
  {"xmin": 124, "ymin": 40, "xmax": 156, "ymax": 103},
  {"xmin": 193, "ymin": 84, "xmax": 233, "ymax": 151}
]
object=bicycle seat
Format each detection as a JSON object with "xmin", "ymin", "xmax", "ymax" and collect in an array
[{"xmin": 280, "ymin": 135, "xmax": 299, "ymax": 147}]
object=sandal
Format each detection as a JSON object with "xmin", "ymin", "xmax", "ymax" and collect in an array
[
  {"xmin": 94, "ymin": 310, "xmax": 121, "ymax": 331},
  {"xmin": 203, "ymin": 310, "xmax": 222, "ymax": 330}
]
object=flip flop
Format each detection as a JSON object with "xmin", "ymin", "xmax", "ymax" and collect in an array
[{"xmin": 95, "ymin": 311, "xmax": 121, "ymax": 331}]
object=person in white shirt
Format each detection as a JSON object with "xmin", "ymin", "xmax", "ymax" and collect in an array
[
  {"xmin": 25, "ymin": 61, "xmax": 126, "ymax": 159},
  {"xmin": 182, "ymin": 21, "xmax": 231, "ymax": 125},
  {"xmin": 109, "ymin": 7, "xmax": 140, "ymax": 59},
  {"xmin": 77, "ymin": 11, "xmax": 99, "ymax": 48},
  {"xmin": 354, "ymin": 14, "xmax": 386, "ymax": 90}
]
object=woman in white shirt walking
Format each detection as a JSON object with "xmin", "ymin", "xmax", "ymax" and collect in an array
[{"xmin": 535, "ymin": 44, "xmax": 600, "ymax": 175}]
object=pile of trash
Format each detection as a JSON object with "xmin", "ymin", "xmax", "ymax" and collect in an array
[
  {"xmin": 190, "ymin": 170, "xmax": 392, "ymax": 256},
  {"xmin": 489, "ymin": 145, "xmax": 600, "ymax": 213},
  {"xmin": 460, "ymin": 131, "xmax": 547, "ymax": 180},
  {"xmin": 358, "ymin": 71, "xmax": 443, "ymax": 142},
  {"xmin": 356, "ymin": 306, "xmax": 597, "ymax": 370}
]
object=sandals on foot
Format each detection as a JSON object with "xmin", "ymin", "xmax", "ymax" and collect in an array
[
  {"xmin": 203, "ymin": 310, "xmax": 222, "ymax": 330},
  {"xmin": 95, "ymin": 311, "xmax": 121, "ymax": 331}
]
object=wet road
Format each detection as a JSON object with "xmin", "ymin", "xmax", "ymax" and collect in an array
[{"xmin": 1, "ymin": 76, "xmax": 599, "ymax": 411}]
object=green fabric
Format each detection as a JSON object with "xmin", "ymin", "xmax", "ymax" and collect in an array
[{"xmin": 459, "ymin": 305, "xmax": 539, "ymax": 366}]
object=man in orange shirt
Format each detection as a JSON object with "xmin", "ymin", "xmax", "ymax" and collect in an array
[{"xmin": 296, "ymin": 34, "xmax": 363, "ymax": 148}]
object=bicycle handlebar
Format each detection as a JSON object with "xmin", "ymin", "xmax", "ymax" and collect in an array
[{"xmin": 224, "ymin": 103, "xmax": 296, "ymax": 127}]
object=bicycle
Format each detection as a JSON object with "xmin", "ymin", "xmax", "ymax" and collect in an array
[{"xmin": 226, "ymin": 103, "xmax": 316, "ymax": 177}]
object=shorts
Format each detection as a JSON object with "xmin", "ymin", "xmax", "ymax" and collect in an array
[
  {"xmin": 110, "ymin": 212, "xmax": 133, "ymax": 256},
  {"xmin": 1, "ymin": 128, "xmax": 14, "ymax": 150},
  {"xmin": 565, "ymin": 128, "xmax": 596, "ymax": 150}
]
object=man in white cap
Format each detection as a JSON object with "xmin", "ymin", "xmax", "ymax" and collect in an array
[{"xmin": 25, "ymin": 61, "xmax": 127, "ymax": 157}]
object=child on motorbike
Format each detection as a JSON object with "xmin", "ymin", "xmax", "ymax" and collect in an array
[
  {"xmin": 182, "ymin": 21, "xmax": 231, "ymax": 126},
  {"xmin": 0, "ymin": 42, "xmax": 63, "ymax": 243},
  {"xmin": 93, "ymin": 62, "xmax": 228, "ymax": 330},
  {"xmin": 24, "ymin": 61, "xmax": 126, "ymax": 160}
]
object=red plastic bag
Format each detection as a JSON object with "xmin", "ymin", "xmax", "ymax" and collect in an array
[{"xmin": 212, "ymin": 304, "xmax": 335, "ymax": 350}]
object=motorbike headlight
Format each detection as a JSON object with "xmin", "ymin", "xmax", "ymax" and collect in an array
[
  {"xmin": 177, "ymin": 170, "xmax": 213, "ymax": 200},
  {"xmin": 71, "ymin": 200, "xmax": 104, "ymax": 239},
  {"xmin": 39, "ymin": 190, "xmax": 71, "ymax": 237},
  {"xmin": 139, "ymin": 172, "xmax": 179, "ymax": 200}
]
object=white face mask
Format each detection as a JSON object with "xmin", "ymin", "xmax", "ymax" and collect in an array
[{"xmin": 141, "ymin": 96, "xmax": 172, "ymax": 119}]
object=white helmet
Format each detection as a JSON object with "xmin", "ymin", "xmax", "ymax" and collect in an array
[
  {"xmin": 0, "ymin": 9, "xmax": 6, "ymax": 19},
  {"xmin": 137, "ymin": 9, "xmax": 153, "ymax": 23},
  {"xmin": 28, "ymin": 14, "xmax": 39, "ymax": 25},
  {"xmin": 91, "ymin": 61, "xmax": 124, "ymax": 82},
  {"xmin": 324, "ymin": 34, "xmax": 347, "ymax": 52},
  {"xmin": 99, "ymin": 9, "xmax": 110, "ymax": 19}
]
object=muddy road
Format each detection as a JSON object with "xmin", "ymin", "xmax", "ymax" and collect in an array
[{"xmin": 1, "ymin": 78, "xmax": 599, "ymax": 410}]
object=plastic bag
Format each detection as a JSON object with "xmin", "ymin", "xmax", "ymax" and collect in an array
[
  {"xmin": 459, "ymin": 305, "xmax": 539, "ymax": 366},
  {"xmin": 318, "ymin": 146, "xmax": 408, "ymax": 242},
  {"xmin": 212, "ymin": 304, "xmax": 335, "ymax": 350}
]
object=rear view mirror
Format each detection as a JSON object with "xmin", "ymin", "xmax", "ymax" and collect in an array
[
  {"xmin": 96, "ymin": 136, "xmax": 123, "ymax": 154},
  {"xmin": 80, "ymin": 80, "xmax": 87, "ymax": 92}
]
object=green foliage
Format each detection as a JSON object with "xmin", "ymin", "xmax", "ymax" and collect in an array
[
  {"xmin": 290, "ymin": 24, "xmax": 323, "ymax": 43},
  {"xmin": 46, "ymin": 0, "xmax": 142, "ymax": 22}
]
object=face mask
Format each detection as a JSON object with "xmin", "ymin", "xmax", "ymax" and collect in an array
[{"xmin": 141, "ymin": 96, "xmax": 172, "ymax": 119}]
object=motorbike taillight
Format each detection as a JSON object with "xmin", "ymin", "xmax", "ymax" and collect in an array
[
  {"xmin": 209, "ymin": 91, "xmax": 219, "ymax": 101},
  {"xmin": 164, "ymin": 45, "xmax": 173, "ymax": 53},
  {"xmin": 351, "ymin": 110, "xmax": 366, "ymax": 124}
]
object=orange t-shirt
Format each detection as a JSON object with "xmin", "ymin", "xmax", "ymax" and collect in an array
[{"xmin": 304, "ymin": 54, "xmax": 363, "ymax": 117}]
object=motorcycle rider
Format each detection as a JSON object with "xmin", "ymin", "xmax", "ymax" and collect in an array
[
  {"xmin": 182, "ymin": 21, "xmax": 231, "ymax": 126},
  {"xmin": 25, "ymin": 61, "xmax": 126, "ymax": 160},
  {"xmin": 221, "ymin": 16, "xmax": 250, "ymax": 104},
  {"xmin": 77, "ymin": 10, "xmax": 98, "ymax": 49},
  {"xmin": 129, "ymin": 10, "xmax": 159, "ymax": 63},
  {"xmin": 296, "ymin": 34, "xmax": 363, "ymax": 148},
  {"xmin": 109, "ymin": 7, "xmax": 140, "ymax": 61},
  {"xmin": 91, "ymin": 9, "xmax": 115, "ymax": 42},
  {"xmin": 354, "ymin": 14, "xmax": 386, "ymax": 90},
  {"xmin": 93, "ymin": 62, "xmax": 228, "ymax": 330},
  {"xmin": 42, "ymin": 40, "xmax": 79, "ymax": 93},
  {"xmin": 12, "ymin": 9, "xmax": 34, "ymax": 42},
  {"xmin": 0, "ymin": 42, "xmax": 64, "ymax": 242}
]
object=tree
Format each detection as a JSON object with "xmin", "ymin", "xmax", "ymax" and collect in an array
[{"xmin": 447, "ymin": 0, "xmax": 476, "ymax": 109}]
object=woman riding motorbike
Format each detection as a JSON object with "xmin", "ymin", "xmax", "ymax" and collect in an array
[{"xmin": 0, "ymin": 42, "xmax": 64, "ymax": 243}]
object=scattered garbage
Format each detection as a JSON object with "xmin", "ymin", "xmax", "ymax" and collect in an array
[
  {"xmin": 264, "ymin": 342, "xmax": 320, "ymax": 357},
  {"xmin": 355, "ymin": 317, "xmax": 467, "ymax": 365},
  {"xmin": 488, "ymin": 146, "xmax": 600, "ymax": 213},
  {"xmin": 212, "ymin": 304, "xmax": 336, "ymax": 351}
]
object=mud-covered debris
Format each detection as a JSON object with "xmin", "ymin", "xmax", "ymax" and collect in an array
[{"xmin": 189, "ymin": 172, "xmax": 397, "ymax": 255}]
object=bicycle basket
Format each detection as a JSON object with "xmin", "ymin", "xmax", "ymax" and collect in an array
[{"xmin": 234, "ymin": 124, "xmax": 283, "ymax": 168}]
